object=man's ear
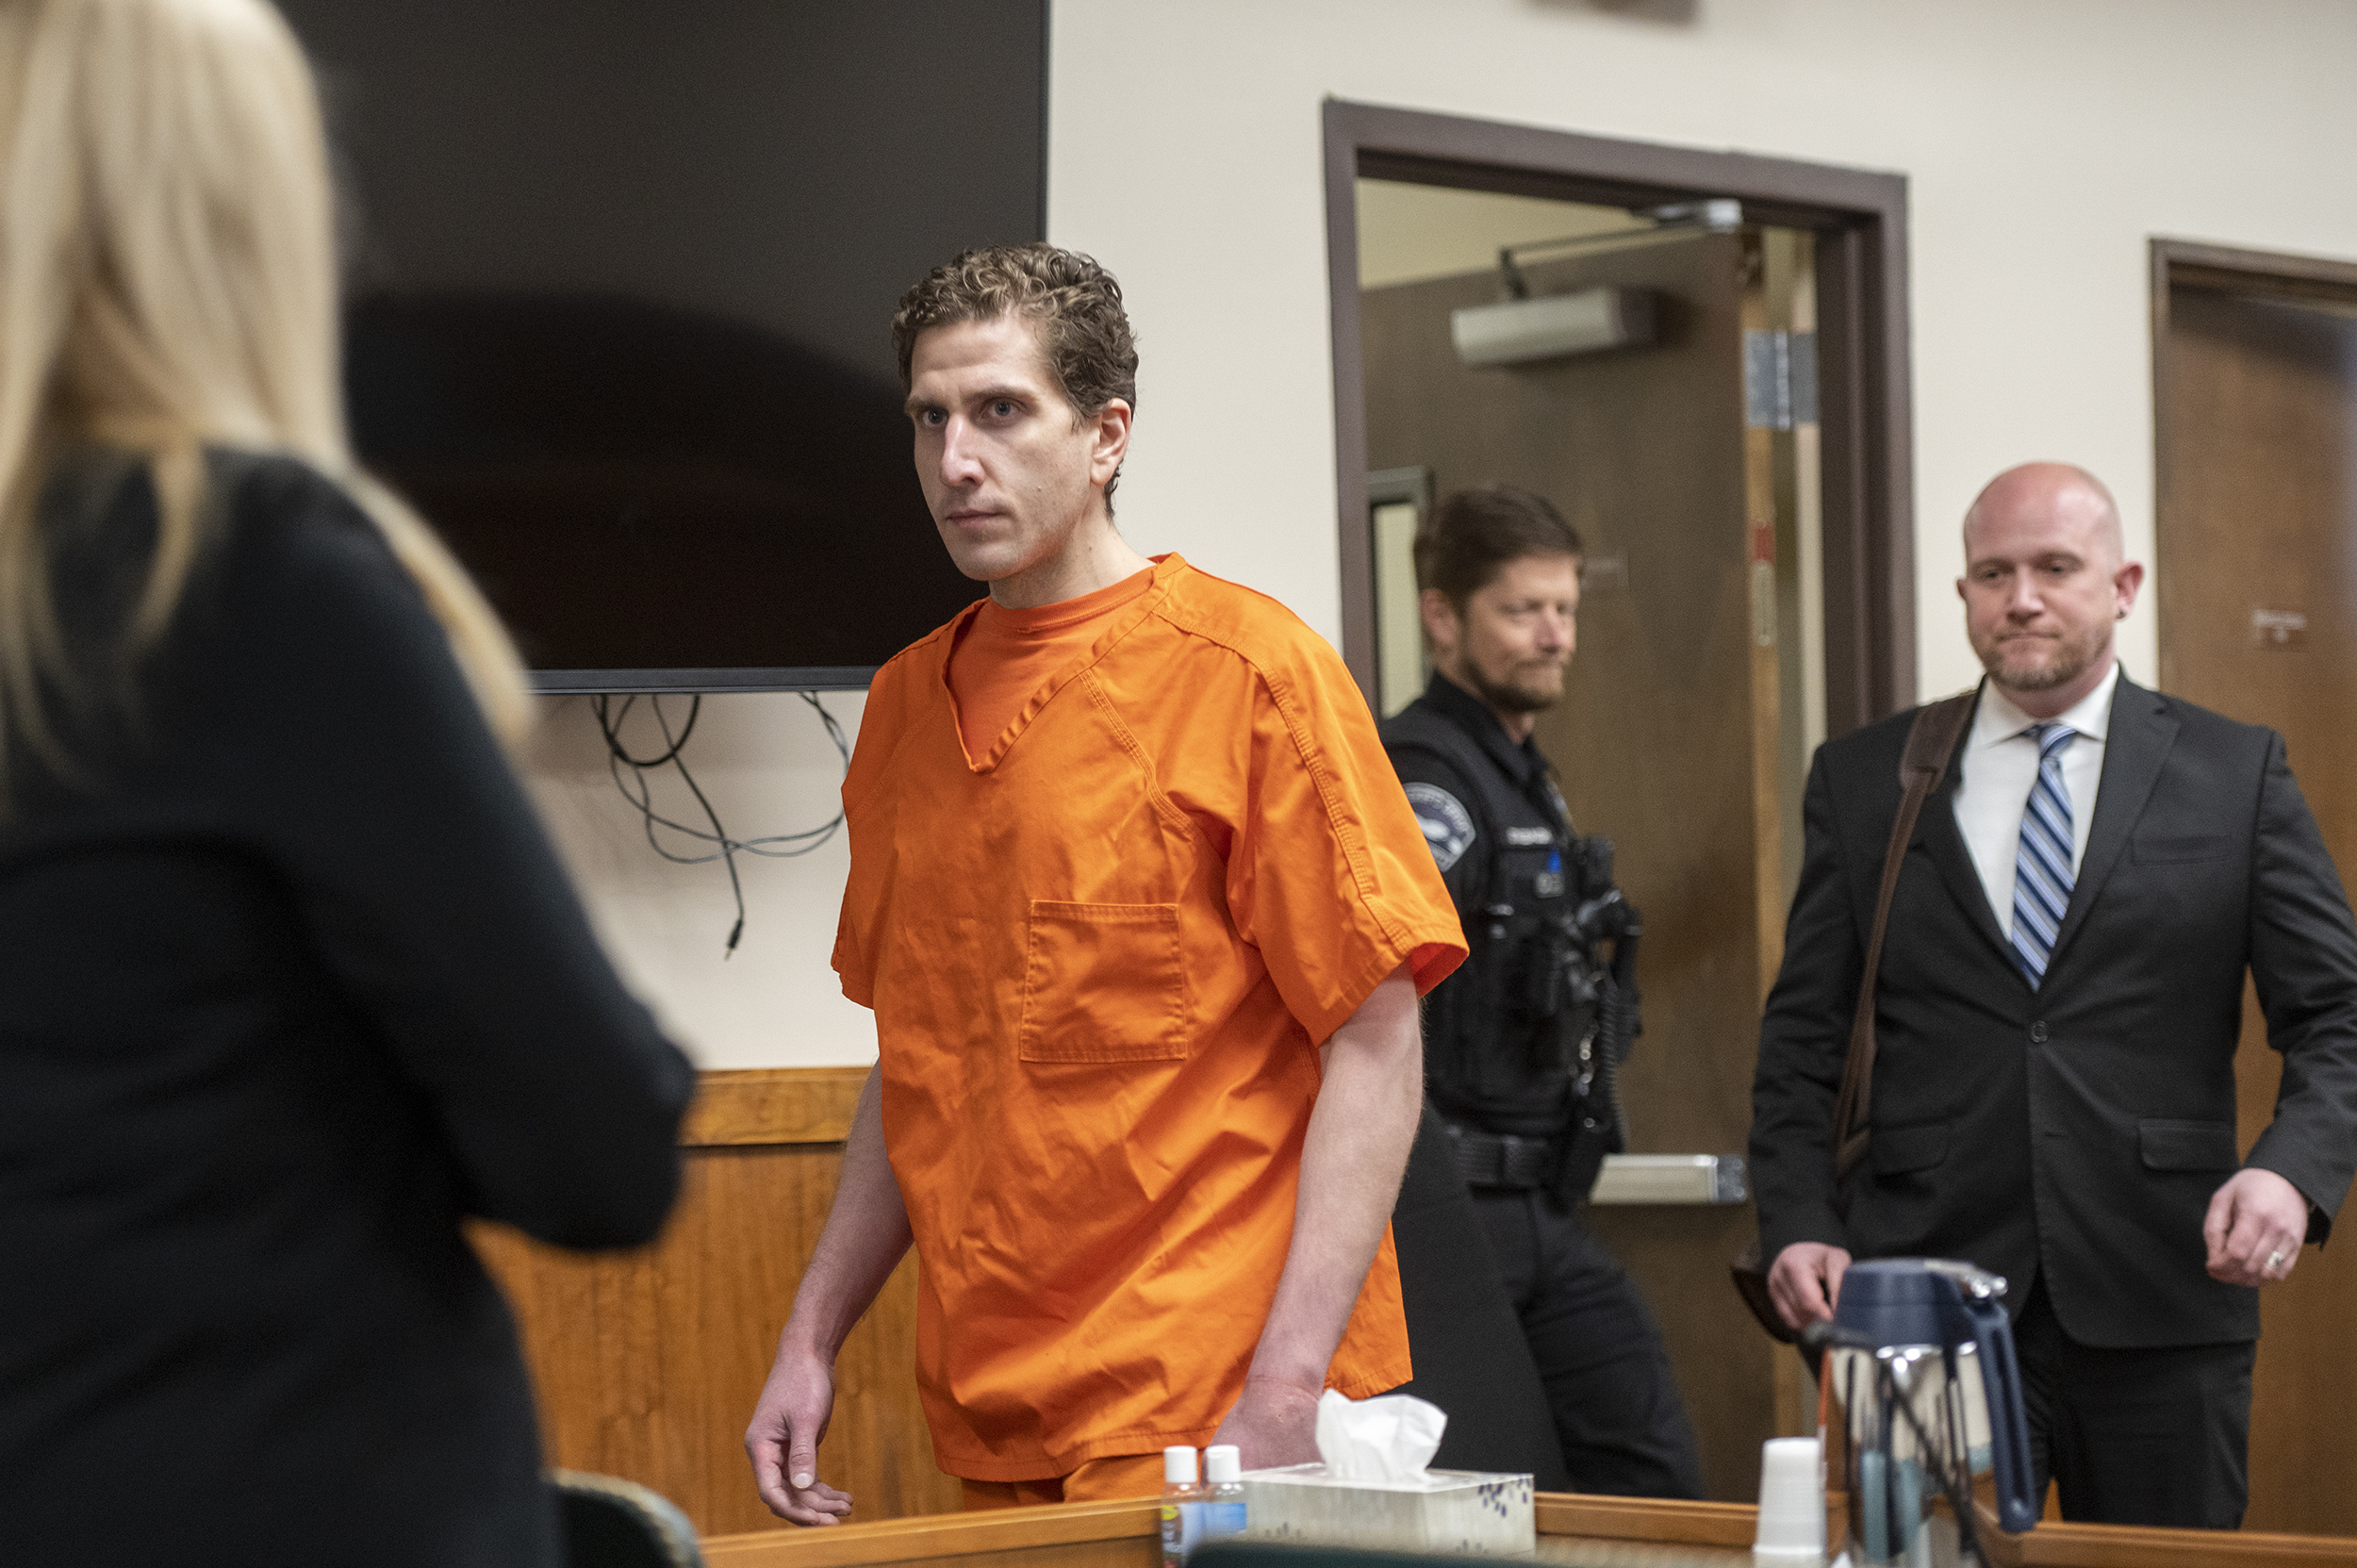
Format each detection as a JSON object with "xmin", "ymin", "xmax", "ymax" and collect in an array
[
  {"xmin": 2113, "ymin": 559, "xmax": 2146, "ymax": 619},
  {"xmin": 1087, "ymin": 399, "xmax": 1133, "ymax": 490},
  {"xmin": 1419, "ymin": 587, "xmax": 1460, "ymax": 656}
]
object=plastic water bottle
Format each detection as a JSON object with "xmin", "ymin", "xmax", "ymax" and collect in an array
[
  {"xmin": 1200, "ymin": 1443, "xmax": 1246, "ymax": 1547},
  {"xmin": 1161, "ymin": 1444, "xmax": 1206, "ymax": 1566}
]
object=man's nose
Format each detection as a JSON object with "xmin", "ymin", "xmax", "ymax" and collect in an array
[
  {"xmin": 2005, "ymin": 573, "xmax": 2043, "ymax": 618},
  {"xmin": 936, "ymin": 419, "xmax": 984, "ymax": 487},
  {"xmin": 1536, "ymin": 610, "xmax": 1574, "ymax": 649}
]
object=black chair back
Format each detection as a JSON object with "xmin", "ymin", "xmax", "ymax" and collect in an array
[{"xmin": 552, "ymin": 1470, "xmax": 703, "ymax": 1568}]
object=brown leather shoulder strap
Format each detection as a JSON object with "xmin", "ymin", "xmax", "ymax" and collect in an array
[{"xmin": 1830, "ymin": 689, "xmax": 1977, "ymax": 1180}]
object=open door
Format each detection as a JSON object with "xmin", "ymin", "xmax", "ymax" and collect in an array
[{"xmin": 1360, "ymin": 208, "xmax": 1822, "ymax": 1498}]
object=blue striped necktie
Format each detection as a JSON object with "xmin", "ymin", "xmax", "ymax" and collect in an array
[{"xmin": 2011, "ymin": 723, "xmax": 2078, "ymax": 986}]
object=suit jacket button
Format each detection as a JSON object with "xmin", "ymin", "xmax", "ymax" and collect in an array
[{"xmin": 2030, "ymin": 1021, "xmax": 2050, "ymax": 1044}]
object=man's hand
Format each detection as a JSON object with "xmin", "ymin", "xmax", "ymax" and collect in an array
[
  {"xmin": 1768, "ymin": 1241, "xmax": 1852, "ymax": 1331},
  {"xmin": 742, "ymin": 1065, "xmax": 911, "ymax": 1525},
  {"xmin": 745, "ymin": 1343, "xmax": 853, "ymax": 1526},
  {"xmin": 2204, "ymin": 1167, "xmax": 2310, "ymax": 1287},
  {"xmin": 1211, "ymin": 1375, "xmax": 1324, "ymax": 1471}
]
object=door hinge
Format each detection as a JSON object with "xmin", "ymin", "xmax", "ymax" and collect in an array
[{"xmin": 1743, "ymin": 329, "xmax": 1818, "ymax": 429}]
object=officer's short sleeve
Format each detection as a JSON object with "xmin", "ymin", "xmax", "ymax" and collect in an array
[{"xmin": 1387, "ymin": 748, "xmax": 1489, "ymax": 909}]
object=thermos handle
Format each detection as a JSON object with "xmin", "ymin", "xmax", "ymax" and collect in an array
[{"xmin": 1964, "ymin": 1296, "xmax": 2039, "ymax": 1534}]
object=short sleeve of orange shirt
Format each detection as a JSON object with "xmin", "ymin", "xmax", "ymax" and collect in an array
[{"xmin": 832, "ymin": 555, "xmax": 1466, "ymax": 1482}]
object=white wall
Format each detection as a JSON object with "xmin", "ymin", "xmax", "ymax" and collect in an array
[
  {"xmin": 1048, "ymin": 0, "xmax": 2357, "ymax": 697},
  {"xmin": 523, "ymin": 691, "xmax": 877, "ymax": 1068},
  {"xmin": 530, "ymin": 0, "xmax": 2357, "ymax": 1067}
]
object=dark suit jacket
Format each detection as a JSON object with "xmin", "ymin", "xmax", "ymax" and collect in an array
[{"xmin": 1752, "ymin": 672, "xmax": 2357, "ymax": 1347}]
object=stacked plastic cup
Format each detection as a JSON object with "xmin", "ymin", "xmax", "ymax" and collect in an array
[{"xmin": 1753, "ymin": 1436, "xmax": 1827, "ymax": 1562}]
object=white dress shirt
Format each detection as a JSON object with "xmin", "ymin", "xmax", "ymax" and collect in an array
[{"xmin": 1950, "ymin": 662, "xmax": 2119, "ymax": 939}]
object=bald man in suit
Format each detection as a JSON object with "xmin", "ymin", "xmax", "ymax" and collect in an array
[{"xmin": 1751, "ymin": 463, "xmax": 2357, "ymax": 1527}]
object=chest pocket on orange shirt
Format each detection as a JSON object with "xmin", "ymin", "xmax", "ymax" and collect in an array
[{"xmin": 1016, "ymin": 900, "xmax": 1190, "ymax": 1063}]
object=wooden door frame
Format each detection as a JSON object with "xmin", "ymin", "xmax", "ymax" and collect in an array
[
  {"xmin": 1324, "ymin": 100, "xmax": 1916, "ymax": 737},
  {"xmin": 2151, "ymin": 238, "xmax": 2357, "ymax": 323}
]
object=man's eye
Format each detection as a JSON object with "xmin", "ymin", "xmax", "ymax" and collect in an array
[{"xmin": 989, "ymin": 400, "xmax": 1016, "ymax": 418}]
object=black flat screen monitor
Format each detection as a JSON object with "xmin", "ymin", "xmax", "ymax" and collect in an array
[{"xmin": 277, "ymin": 1, "xmax": 1046, "ymax": 691}]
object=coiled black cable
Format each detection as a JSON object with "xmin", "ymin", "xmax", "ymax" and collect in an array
[{"xmin": 591, "ymin": 693, "xmax": 850, "ymax": 956}]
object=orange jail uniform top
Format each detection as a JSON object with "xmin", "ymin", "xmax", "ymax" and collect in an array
[
  {"xmin": 948, "ymin": 566, "xmax": 1157, "ymax": 759},
  {"xmin": 832, "ymin": 553, "xmax": 1467, "ymax": 1482}
]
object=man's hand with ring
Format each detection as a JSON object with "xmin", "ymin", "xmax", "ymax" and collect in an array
[{"xmin": 2203, "ymin": 1167, "xmax": 2309, "ymax": 1286}]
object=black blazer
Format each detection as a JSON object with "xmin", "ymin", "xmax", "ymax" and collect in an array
[
  {"xmin": 1752, "ymin": 672, "xmax": 2357, "ymax": 1347},
  {"xmin": 0, "ymin": 455, "xmax": 694, "ymax": 1566}
]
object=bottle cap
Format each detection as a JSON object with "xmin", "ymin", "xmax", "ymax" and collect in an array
[
  {"xmin": 1204, "ymin": 1444, "xmax": 1242, "ymax": 1482},
  {"xmin": 1163, "ymin": 1444, "xmax": 1199, "ymax": 1484}
]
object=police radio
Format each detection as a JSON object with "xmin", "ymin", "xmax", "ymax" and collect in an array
[{"xmin": 1545, "ymin": 834, "xmax": 1641, "ymax": 1204}]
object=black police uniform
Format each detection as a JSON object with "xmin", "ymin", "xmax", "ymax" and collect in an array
[{"xmin": 1382, "ymin": 670, "xmax": 1704, "ymax": 1499}]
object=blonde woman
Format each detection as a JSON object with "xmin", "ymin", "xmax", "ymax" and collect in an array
[{"xmin": 0, "ymin": 2, "xmax": 693, "ymax": 1563}]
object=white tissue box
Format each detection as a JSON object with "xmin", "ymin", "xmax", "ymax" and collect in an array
[{"xmin": 1239, "ymin": 1463, "xmax": 1536, "ymax": 1557}]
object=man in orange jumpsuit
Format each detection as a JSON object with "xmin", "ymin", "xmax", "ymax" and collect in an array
[{"xmin": 746, "ymin": 245, "xmax": 1466, "ymax": 1523}]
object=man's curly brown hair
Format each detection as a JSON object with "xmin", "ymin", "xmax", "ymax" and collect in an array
[{"xmin": 892, "ymin": 244, "xmax": 1140, "ymax": 507}]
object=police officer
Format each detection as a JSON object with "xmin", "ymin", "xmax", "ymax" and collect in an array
[{"xmin": 1381, "ymin": 485, "xmax": 1704, "ymax": 1499}]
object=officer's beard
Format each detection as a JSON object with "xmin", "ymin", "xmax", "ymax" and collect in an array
[{"xmin": 1463, "ymin": 657, "xmax": 1565, "ymax": 716}]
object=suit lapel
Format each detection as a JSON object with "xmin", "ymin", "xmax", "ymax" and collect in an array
[{"xmin": 2046, "ymin": 672, "xmax": 2177, "ymax": 969}]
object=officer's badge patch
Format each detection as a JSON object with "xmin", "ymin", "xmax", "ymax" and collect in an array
[{"xmin": 1405, "ymin": 783, "xmax": 1476, "ymax": 872}]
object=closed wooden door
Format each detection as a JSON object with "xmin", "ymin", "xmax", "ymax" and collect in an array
[
  {"xmin": 2156, "ymin": 262, "xmax": 2357, "ymax": 1536},
  {"xmin": 1360, "ymin": 227, "xmax": 1793, "ymax": 1500}
]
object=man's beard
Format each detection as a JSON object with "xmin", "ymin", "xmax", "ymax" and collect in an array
[
  {"xmin": 1979, "ymin": 624, "xmax": 2107, "ymax": 693},
  {"xmin": 1465, "ymin": 659, "xmax": 1563, "ymax": 716}
]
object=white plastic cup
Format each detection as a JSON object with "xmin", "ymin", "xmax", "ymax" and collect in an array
[{"xmin": 1753, "ymin": 1436, "xmax": 1826, "ymax": 1560}]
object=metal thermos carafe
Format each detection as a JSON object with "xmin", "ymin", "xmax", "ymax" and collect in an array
[{"xmin": 1810, "ymin": 1259, "xmax": 2039, "ymax": 1567}]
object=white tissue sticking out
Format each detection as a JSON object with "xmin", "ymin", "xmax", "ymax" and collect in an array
[{"xmin": 1313, "ymin": 1389, "xmax": 1447, "ymax": 1483}]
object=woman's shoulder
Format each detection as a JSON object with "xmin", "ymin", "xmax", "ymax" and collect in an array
[
  {"xmin": 182, "ymin": 452, "xmax": 454, "ymax": 659},
  {"xmin": 202, "ymin": 450, "xmax": 392, "ymax": 569}
]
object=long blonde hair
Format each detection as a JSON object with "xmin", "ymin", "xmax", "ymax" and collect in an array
[{"xmin": 0, "ymin": 0, "xmax": 531, "ymax": 795}]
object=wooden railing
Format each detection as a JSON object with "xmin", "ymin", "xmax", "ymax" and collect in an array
[{"xmin": 695, "ymin": 1492, "xmax": 2357, "ymax": 1568}]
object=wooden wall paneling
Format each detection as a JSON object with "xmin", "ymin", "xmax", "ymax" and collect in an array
[
  {"xmin": 472, "ymin": 1066, "xmax": 961, "ymax": 1539},
  {"xmin": 1358, "ymin": 231, "xmax": 1777, "ymax": 1501},
  {"xmin": 2151, "ymin": 249, "xmax": 2357, "ymax": 1537},
  {"xmin": 684, "ymin": 1066, "xmax": 870, "ymax": 1147}
]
